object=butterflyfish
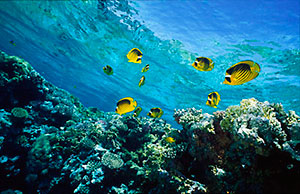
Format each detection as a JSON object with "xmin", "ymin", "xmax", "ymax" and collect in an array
[
  {"xmin": 133, "ymin": 107, "xmax": 142, "ymax": 117},
  {"xmin": 127, "ymin": 48, "xmax": 143, "ymax": 63},
  {"xmin": 115, "ymin": 97, "xmax": 137, "ymax": 115},
  {"xmin": 139, "ymin": 76, "xmax": 145, "ymax": 87},
  {"xmin": 223, "ymin": 60, "xmax": 260, "ymax": 85},
  {"xmin": 206, "ymin": 92, "xmax": 221, "ymax": 108},
  {"xmin": 165, "ymin": 137, "xmax": 175, "ymax": 143},
  {"xmin": 141, "ymin": 64, "xmax": 150, "ymax": 72},
  {"xmin": 192, "ymin": 57, "xmax": 214, "ymax": 71},
  {"xmin": 147, "ymin": 108, "xmax": 163, "ymax": 118},
  {"xmin": 103, "ymin": 65, "xmax": 113, "ymax": 75}
]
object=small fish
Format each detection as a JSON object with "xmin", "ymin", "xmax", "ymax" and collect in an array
[
  {"xmin": 115, "ymin": 97, "xmax": 137, "ymax": 115},
  {"xmin": 139, "ymin": 76, "xmax": 145, "ymax": 87},
  {"xmin": 147, "ymin": 107, "xmax": 163, "ymax": 118},
  {"xmin": 165, "ymin": 137, "xmax": 175, "ymax": 143},
  {"xmin": 206, "ymin": 92, "xmax": 221, "ymax": 108},
  {"xmin": 127, "ymin": 48, "xmax": 143, "ymax": 63},
  {"xmin": 103, "ymin": 65, "xmax": 113, "ymax": 75},
  {"xmin": 223, "ymin": 60, "xmax": 260, "ymax": 85},
  {"xmin": 141, "ymin": 64, "xmax": 150, "ymax": 72},
  {"xmin": 192, "ymin": 57, "xmax": 214, "ymax": 71},
  {"xmin": 9, "ymin": 40, "xmax": 16, "ymax": 46},
  {"xmin": 133, "ymin": 107, "xmax": 142, "ymax": 117}
]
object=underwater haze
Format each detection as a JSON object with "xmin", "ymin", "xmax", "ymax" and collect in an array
[{"xmin": 0, "ymin": 0, "xmax": 299, "ymax": 126}]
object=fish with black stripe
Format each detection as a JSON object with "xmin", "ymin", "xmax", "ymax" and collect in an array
[
  {"xmin": 133, "ymin": 107, "xmax": 142, "ymax": 117},
  {"xmin": 147, "ymin": 107, "xmax": 163, "ymax": 118},
  {"xmin": 103, "ymin": 65, "xmax": 113, "ymax": 75},
  {"xmin": 206, "ymin": 92, "xmax": 221, "ymax": 108},
  {"xmin": 141, "ymin": 64, "xmax": 150, "ymax": 72},
  {"xmin": 223, "ymin": 60, "xmax": 260, "ymax": 85},
  {"xmin": 115, "ymin": 97, "xmax": 137, "ymax": 115},
  {"xmin": 139, "ymin": 76, "xmax": 145, "ymax": 87},
  {"xmin": 192, "ymin": 57, "xmax": 214, "ymax": 71},
  {"xmin": 127, "ymin": 48, "xmax": 143, "ymax": 63}
]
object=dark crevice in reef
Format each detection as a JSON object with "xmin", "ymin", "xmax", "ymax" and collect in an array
[
  {"xmin": 0, "ymin": 51, "xmax": 300, "ymax": 194},
  {"xmin": 257, "ymin": 150, "xmax": 300, "ymax": 193}
]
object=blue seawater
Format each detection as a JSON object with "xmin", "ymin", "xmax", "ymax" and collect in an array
[{"xmin": 0, "ymin": 0, "xmax": 299, "ymax": 127}]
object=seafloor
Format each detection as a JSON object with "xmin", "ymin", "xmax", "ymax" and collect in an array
[{"xmin": 0, "ymin": 50, "xmax": 299, "ymax": 194}]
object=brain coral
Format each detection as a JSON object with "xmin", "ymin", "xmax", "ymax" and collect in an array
[
  {"xmin": 101, "ymin": 152, "xmax": 124, "ymax": 169},
  {"xmin": 11, "ymin": 107, "xmax": 28, "ymax": 119}
]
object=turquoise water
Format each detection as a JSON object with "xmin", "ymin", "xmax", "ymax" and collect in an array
[{"xmin": 0, "ymin": 0, "xmax": 299, "ymax": 126}]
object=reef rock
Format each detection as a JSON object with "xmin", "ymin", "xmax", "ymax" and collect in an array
[{"xmin": 174, "ymin": 98, "xmax": 300, "ymax": 193}]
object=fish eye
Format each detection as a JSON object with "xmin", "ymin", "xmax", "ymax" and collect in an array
[{"xmin": 225, "ymin": 77, "xmax": 231, "ymax": 83}]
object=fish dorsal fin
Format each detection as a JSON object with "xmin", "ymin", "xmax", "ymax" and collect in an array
[{"xmin": 238, "ymin": 60, "xmax": 260, "ymax": 72}]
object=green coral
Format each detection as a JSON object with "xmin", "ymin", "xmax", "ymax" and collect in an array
[
  {"xmin": 11, "ymin": 107, "xmax": 28, "ymax": 119},
  {"xmin": 101, "ymin": 152, "xmax": 124, "ymax": 169}
]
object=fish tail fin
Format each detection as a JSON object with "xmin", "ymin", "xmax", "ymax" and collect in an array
[{"xmin": 133, "ymin": 101, "xmax": 137, "ymax": 108}]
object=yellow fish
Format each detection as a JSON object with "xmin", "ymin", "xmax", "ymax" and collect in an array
[
  {"xmin": 206, "ymin": 92, "xmax": 221, "ymax": 108},
  {"xmin": 141, "ymin": 64, "xmax": 150, "ymax": 72},
  {"xmin": 192, "ymin": 57, "xmax": 214, "ymax": 71},
  {"xmin": 139, "ymin": 76, "xmax": 145, "ymax": 87},
  {"xmin": 103, "ymin": 65, "xmax": 113, "ymax": 75},
  {"xmin": 127, "ymin": 48, "xmax": 143, "ymax": 63},
  {"xmin": 133, "ymin": 107, "xmax": 142, "ymax": 117},
  {"xmin": 165, "ymin": 137, "xmax": 175, "ymax": 143},
  {"xmin": 115, "ymin": 97, "xmax": 137, "ymax": 115},
  {"xmin": 147, "ymin": 108, "xmax": 163, "ymax": 118},
  {"xmin": 223, "ymin": 60, "xmax": 260, "ymax": 85}
]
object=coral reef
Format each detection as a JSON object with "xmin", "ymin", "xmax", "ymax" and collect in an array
[
  {"xmin": 0, "ymin": 50, "xmax": 299, "ymax": 194},
  {"xmin": 174, "ymin": 98, "xmax": 300, "ymax": 193}
]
